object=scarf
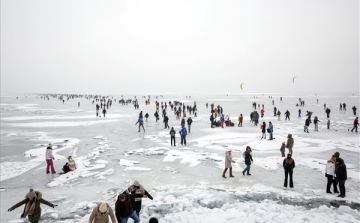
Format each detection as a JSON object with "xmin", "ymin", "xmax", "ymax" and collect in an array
[{"xmin": 21, "ymin": 197, "xmax": 36, "ymax": 218}]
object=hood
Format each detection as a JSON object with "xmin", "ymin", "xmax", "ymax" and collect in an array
[
  {"xmin": 25, "ymin": 191, "xmax": 42, "ymax": 200},
  {"xmin": 287, "ymin": 134, "xmax": 292, "ymax": 138}
]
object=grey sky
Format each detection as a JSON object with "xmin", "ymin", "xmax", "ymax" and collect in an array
[{"xmin": 1, "ymin": 0, "xmax": 359, "ymax": 94}]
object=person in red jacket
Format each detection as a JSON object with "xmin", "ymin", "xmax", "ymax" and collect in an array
[{"xmin": 351, "ymin": 117, "xmax": 359, "ymax": 132}]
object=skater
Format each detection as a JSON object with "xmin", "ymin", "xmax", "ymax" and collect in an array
[
  {"xmin": 242, "ymin": 146, "xmax": 253, "ymax": 176},
  {"xmin": 283, "ymin": 153, "xmax": 295, "ymax": 190},
  {"xmin": 135, "ymin": 117, "xmax": 145, "ymax": 132},
  {"xmin": 45, "ymin": 143, "xmax": 56, "ymax": 174},
  {"xmin": 335, "ymin": 158, "xmax": 347, "ymax": 198},
  {"xmin": 179, "ymin": 125, "xmax": 187, "ymax": 146},
  {"xmin": 325, "ymin": 156, "xmax": 337, "ymax": 194},
  {"xmin": 170, "ymin": 127, "xmax": 176, "ymax": 146},
  {"xmin": 8, "ymin": 188, "xmax": 57, "ymax": 223},
  {"xmin": 280, "ymin": 142, "xmax": 286, "ymax": 157},
  {"xmin": 268, "ymin": 121, "xmax": 274, "ymax": 140},
  {"xmin": 284, "ymin": 110, "xmax": 290, "ymax": 121},
  {"xmin": 238, "ymin": 114, "xmax": 243, "ymax": 127},
  {"xmin": 304, "ymin": 117, "xmax": 310, "ymax": 133},
  {"xmin": 187, "ymin": 116, "xmax": 193, "ymax": 133},
  {"xmin": 261, "ymin": 121, "xmax": 266, "ymax": 139},
  {"xmin": 285, "ymin": 134, "xmax": 294, "ymax": 154},
  {"xmin": 222, "ymin": 148, "xmax": 235, "ymax": 178},
  {"xmin": 89, "ymin": 202, "xmax": 116, "ymax": 223},
  {"xmin": 350, "ymin": 117, "xmax": 358, "ymax": 132},
  {"xmin": 123, "ymin": 180, "xmax": 153, "ymax": 219},
  {"xmin": 325, "ymin": 108, "xmax": 331, "ymax": 118}
]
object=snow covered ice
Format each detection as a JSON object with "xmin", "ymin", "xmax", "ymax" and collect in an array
[{"xmin": 1, "ymin": 93, "xmax": 359, "ymax": 223}]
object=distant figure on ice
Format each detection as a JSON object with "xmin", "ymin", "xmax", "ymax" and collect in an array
[
  {"xmin": 45, "ymin": 144, "xmax": 56, "ymax": 174},
  {"xmin": 280, "ymin": 142, "xmax": 286, "ymax": 157},
  {"xmin": 242, "ymin": 146, "xmax": 253, "ymax": 176},
  {"xmin": 181, "ymin": 117, "xmax": 186, "ymax": 127},
  {"xmin": 343, "ymin": 103, "xmax": 346, "ymax": 110},
  {"xmin": 238, "ymin": 114, "xmax": 243, "ymax": 127},
  {"xmin": 144, "ymin": 113, "xmax": 149, "ymax": 122},
  {"xmin": 8, "ymin": 188, "xmax": 57, "ymax": 223},
  {"xmin": 179, "ymin": 125, "xmax": 188, "ymax": 145},
  {"xmin": 351, "ymin": 117, "xmax": 359, "ymax": 132},
  {"xmin": 261, "ymin": 122, "xmax": 266, "ymax": 139},
  {"xmin": 277, "ymin": 110, "xmax": 281, "ymax": 121},
  {"xmin": 284, "ymin": 110, "xmax": 290, "ymax": 121},
  {"xmin": 327, "ymin": 119, "xmax": 331, "ymax": 130},
  {"xmin": 170, "ymin": 127, "xmax": 176, "ymax": 146},
  {"xmin": 352, "ymin": 106, "xmax": 357, "ymax": 115},
  {"xmin": 304, "ymin": 118, "xmax": 311, "ymax": 133},
  {"xmin": 154, "ymin": 111, "xmax": 159, "ymax": 122},
  {"xmin": 325, "ymin": 108, "xmax": 331, "ymax": 118},
  {"xmin": 222, "ymin": 148, "xmax": 235, "ymax": 178},
  {"xmin": 314, "ymin": 116, "xmax": 320, "ymax": 131},
  {"xmin": 210, "ymin": 114, "xmax": 215, "ymax": 128},
  {"xmin": 268, "ymin": 121, "xmax": 274, "ymax": 140},
  {"xmin": 283, "ymin": 153, "xmax": 295, "ymax": 190},
  {"xmin": 102, "ymin": 108, "xmax": 107, "ymax": 117},
  {"xmin": 89, "ymin": 202, "xmax": 116, "ymax": 223},
  {"xmin": 163, "ymin": 115, "xmax": 169, "ymax": 129},
  {"xmin": 285, "ymin": 134, "xmax": 294, "ymax": 154},
  {"xmin": 187, "ymin": 116, "xmax": 193, "ymax": 133},
  {"xmin": 298, "ymin": 109, "xmax": 301, "ymax": 118},
  {"xmin": 135, "ymin": 117, "xmax": 145, "ymax": 132}
]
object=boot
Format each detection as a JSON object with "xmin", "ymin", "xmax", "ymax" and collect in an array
[
  {"xmin": 222, "ymin": 168, "xmax": 227, "ymax": 178},
  {"xmin": 229, "ymin": 168, "xmax": 234, "ymax": 177}
]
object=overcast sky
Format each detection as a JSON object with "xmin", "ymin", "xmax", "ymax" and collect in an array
[{"xmin": 1, "ymin": 0, "xmax": 359, "ymax": 94}]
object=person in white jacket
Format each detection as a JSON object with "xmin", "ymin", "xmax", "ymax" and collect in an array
[
  {"xmin": 325, "ymin": 156, "xmax": 338, "ymax": 194},
  {"xmin": 45, "ymin": 144, "xmax": 56, "ymax": 174}
]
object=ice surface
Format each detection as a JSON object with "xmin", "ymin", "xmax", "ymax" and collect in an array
[{"xmin": 1, "ymin": 93, "xmax": 359, "ymax": 223}]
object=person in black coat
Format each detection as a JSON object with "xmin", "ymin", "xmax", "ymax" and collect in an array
[
  {"xmin": 304, "ymin": 118, "xmax": 310, "ymax": 133},
  {"xmin": 261, "ymin": 122, "xmax": 266, "ymax": 139},
  {"xmin": 283, "ymin": 153, "xmax": 295, "ymax": 189},
  {"xmin": 123, "ymin": 181, "xmax": 153, "ymax": 219},
  {"xmin": 335, "ymin": 158, "xmax": 347, "ymax": 198},
  {"xmin": 242, "ymin": 146, "xmax": 253, "ymax": 175}
]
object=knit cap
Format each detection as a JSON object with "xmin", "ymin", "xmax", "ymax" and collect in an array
[{"xmin": 27, "ymin": 188, "xmax": 36, "ymax": 200}]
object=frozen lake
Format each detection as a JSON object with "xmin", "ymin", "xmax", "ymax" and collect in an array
[{"xmin": 1, "ymin": 92, "xmax": 359, "ymax": 223}]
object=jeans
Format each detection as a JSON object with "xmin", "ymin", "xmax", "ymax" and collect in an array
[
  {"xmin": 120, "ymin": 211, "xmax": 140, "ymax": 223},
  {"xmin": 351, "ymin": 124, "xmax": 358, "ymax": 132},
  {"xmin": 171, "ymin": 136, "xmax": 176, "ymax": 146},
  {"xmin": 339, "ymin": 180, "xmax": 346, "ymax": 196},
  {"xmin": 284, "ymin": 169, "xmax": 293, "ymax": 188},
  {"xmin": 181, "ymin": 136, "xmax": 186, "ymax": 145},
  {"xmin": 243, "ymin": 165, "xmax": 251, "ymax": 174},
  {"xmin": 326, "ymin": 175, "xmax": 336, "ymax": 192},
  {"xmin": 46, "ymin": 159, "xmax": 56, "ymax": 173}
]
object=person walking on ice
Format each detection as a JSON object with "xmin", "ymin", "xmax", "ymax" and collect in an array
[
  {"xmin": 179, "ymin": 125, "xmax": 187, "ymax": 145},
  {"xmin": 89, "ymin": 202, "xmax": 116, "ymax": 223},
  {"xmin": 135, "ymin": 117, "xmax": 145, "ymax": 132},
  {"xmin": 222, "ymin": 148, "xmax": 235, "ymax": 178}
]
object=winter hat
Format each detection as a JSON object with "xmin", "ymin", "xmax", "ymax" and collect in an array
[
  {"xmin": 118, "ymin": 194, "xmax": 126, "ymax": 200},
  {"xmin": 334, "ymin": 152, "xmax": 340, "ymax": 158},
  {"xmin": 133, "ymin": 180, "xmax": 140, "ymax": 186},
  {"xmin": 48, "ymin": 143, "xmax": 52, "ymax": 148},
  {"xmin": 99, "ymin": 202, "xmax": 108, "ymax": 213},
  {"xmin": 149, "ymin": 217, "xmax": 159, "ymax": 223},
  {"xmin": 27, "ymin": 188, "xmax": 36, "ymax": 200}
]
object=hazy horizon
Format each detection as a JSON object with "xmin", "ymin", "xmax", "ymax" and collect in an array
[{"xmin": 1, "ymin": 0, "xmax": 359, "ymax": 94}]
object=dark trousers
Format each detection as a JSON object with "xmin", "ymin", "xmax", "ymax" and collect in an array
[
  {"xmin": 285, "ymin": 115, "xmax": 290, "ymax": 120},
  {"xmin": 339, "ymin": 180, "xmax": 346, "ymax": 196},
  {"xmin": 351, "ymin": 124, "xmax": 358, "ymax": 132},
  {"xmin": 181, "ymin": 136, "xmax": 186, "ymax": 145},
  {"xmin": 326, "ymin": 175, "xmax": 337, "ymax": 192},
  {"xmin": 171, "ymin": 136, "xmax": 176, "ymax": 146},
  {"xmin": 284, "ymin": 169, "xmax": 293, "ymax": 188}
]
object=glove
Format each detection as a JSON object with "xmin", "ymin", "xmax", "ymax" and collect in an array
[
  {"xmin": 52, "ymin": 157, "xmax": 55, "ymax": 160},
  {"xmin": 52, "ymin": 204, "xmax": 58, "ymax": 208},
  {"xmin": 232, "ymin": 161, "xmax": 235, "ymax": 163},
  {"xmin": 8, "ymin": 208, "xmax": 11, "ymax": 212}
]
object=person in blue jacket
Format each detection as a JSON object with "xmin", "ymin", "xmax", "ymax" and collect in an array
[
  {"xmin": 268, "ymin": 121, "xmax": 274, "ymax": 140},
  {"xmin": 135, "ymin": 117, "xmax": 145, "ymax": 132},
  {"xmin": 179, "ymin": 125, "xmax": 188, "ymax": 145}
]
